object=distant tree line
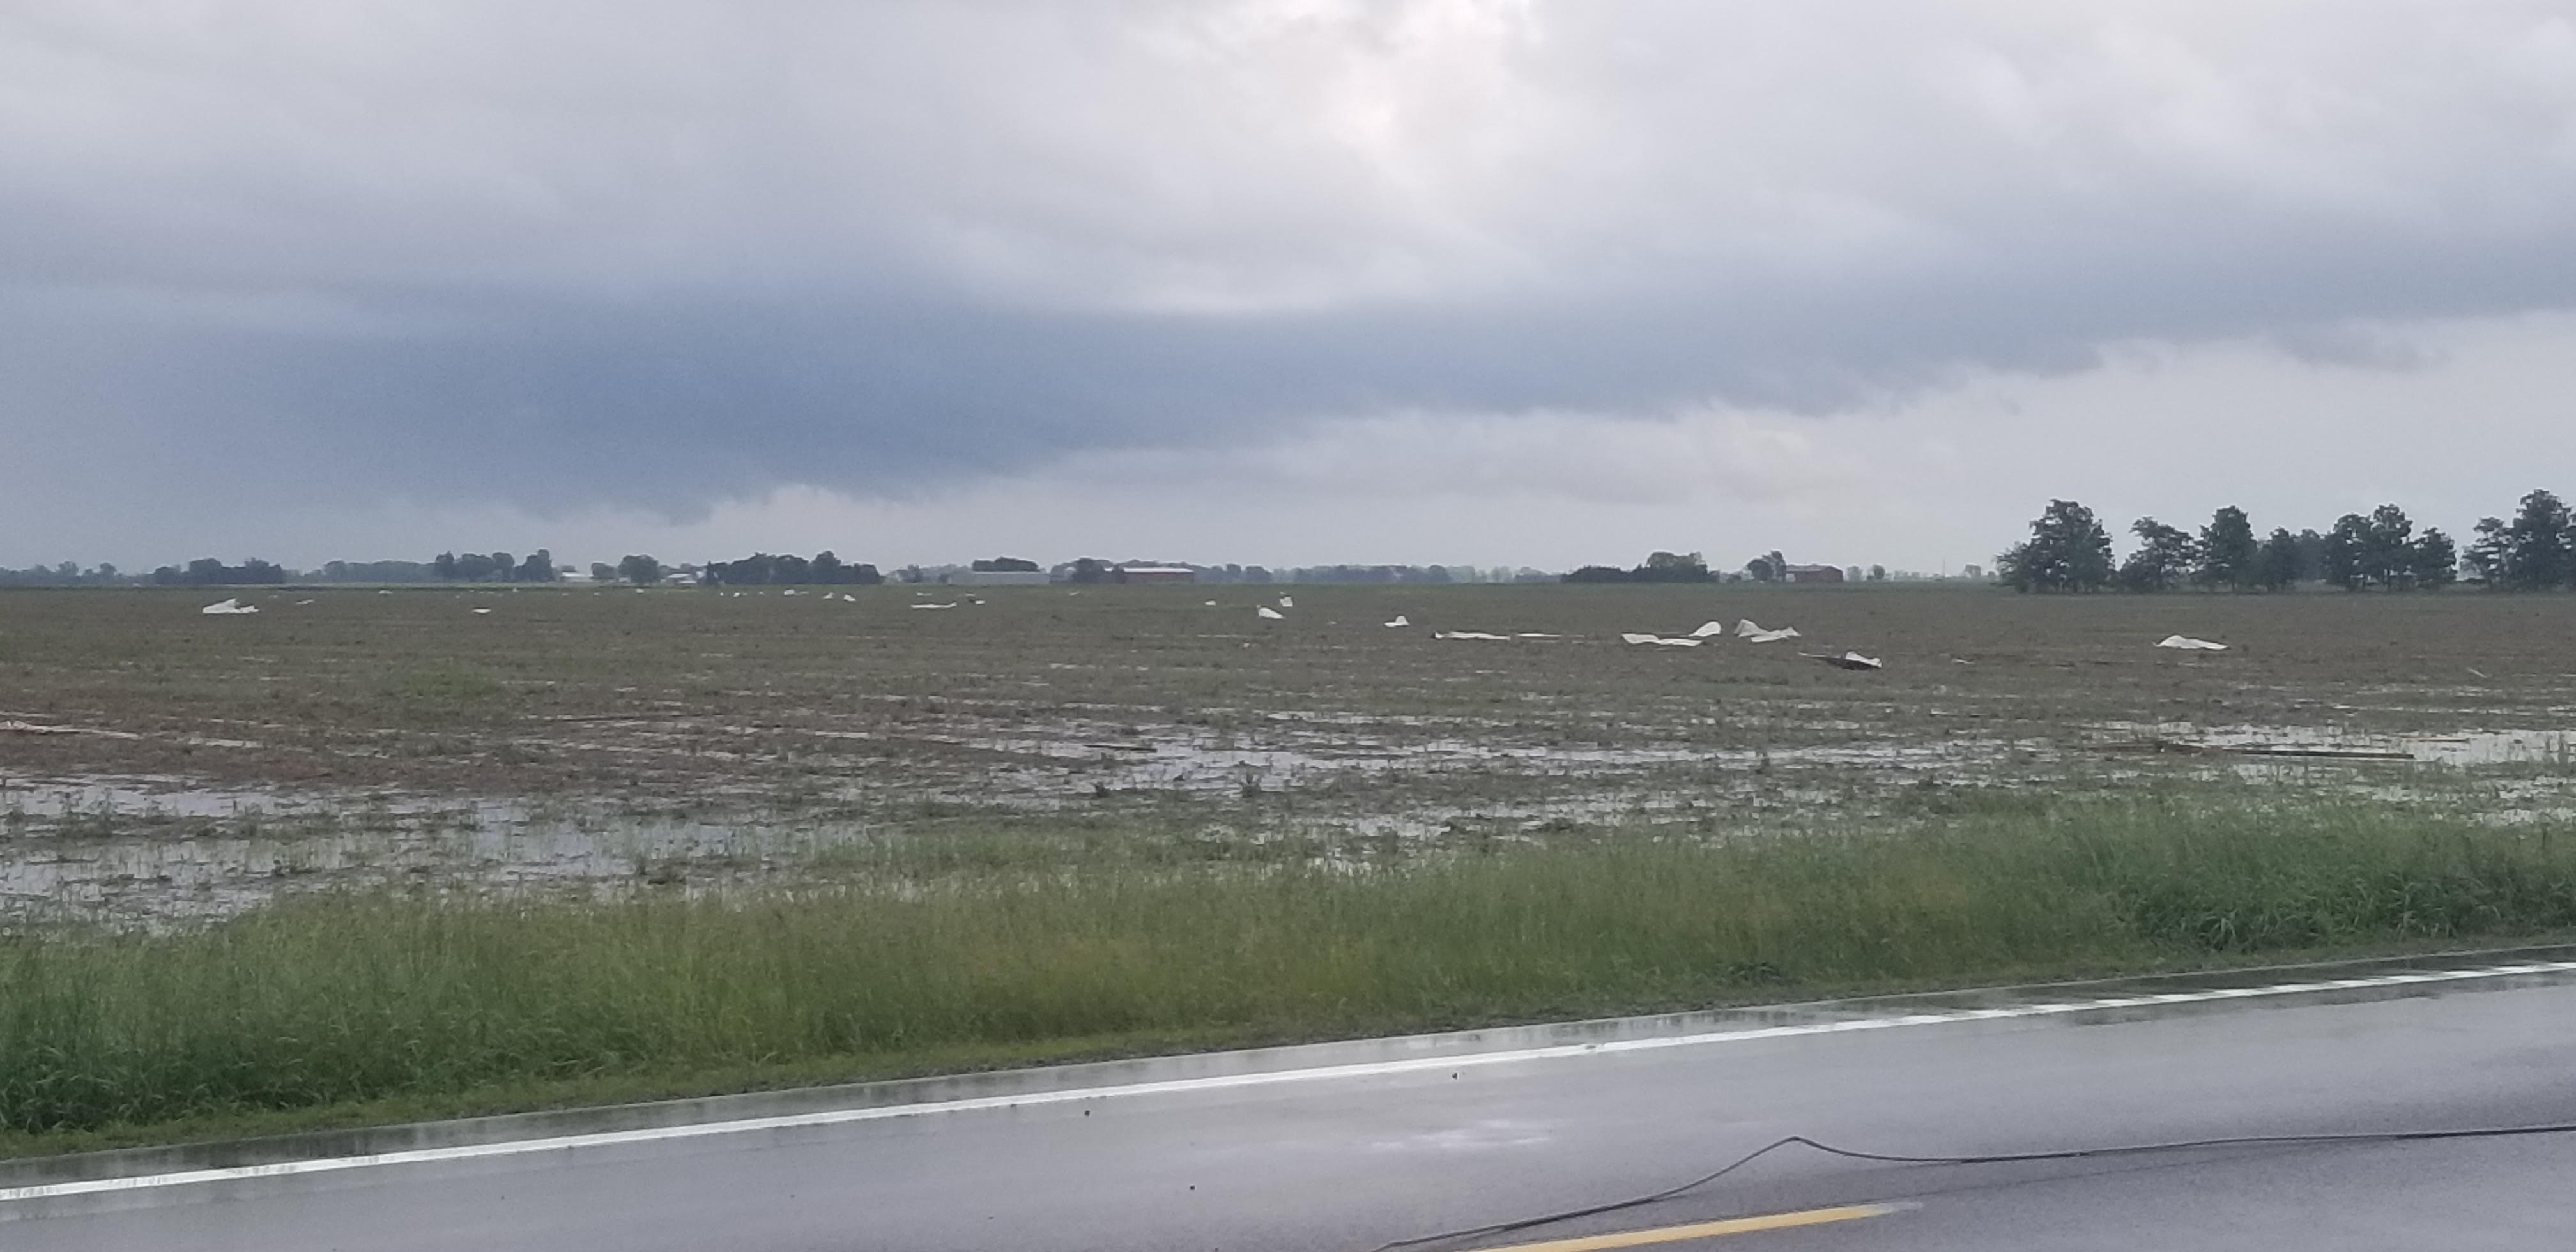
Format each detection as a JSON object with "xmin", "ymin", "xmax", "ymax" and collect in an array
[
  {"xmin": 319, "ymin": 560, "xmax": 438, "ymax": 583},
  {"xmin": 1052, "ymin": 559, "xmax": 1519, "ymax": 584},
  {"xmin": 432, "ymin": 551, "xmax": 562, "ymax": 583},
  {"xmin": 0, "ymin": 561, "xmax": 132, "ymax": 586},
  {"xmin": 1565, "ymin": 551, "xmax": 1716, "ymax": 583},
  {"xmin": 153, "ymin": 558, "xmax": 289, "ymax": 586},
  {"xmin": 696, "ymin": 551, "xmax": 882, "ymax": 586},
  {"xmin": 1994, "ymin": 493, "xmax": 2576, "ymax": 592}
]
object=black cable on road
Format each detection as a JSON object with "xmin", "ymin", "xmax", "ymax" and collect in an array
[{"xmin": 1365, "ymin": 1121, "xmax": 2576, "ymax": 1251}]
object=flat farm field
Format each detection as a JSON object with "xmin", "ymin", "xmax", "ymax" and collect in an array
[{"xmin": 3, "ymin": 583, "xmax": 2573, "ymax": 924}]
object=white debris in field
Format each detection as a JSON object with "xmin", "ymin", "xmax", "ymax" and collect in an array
[
  {"xmin": 1735, "ymin": 619, "xmax": 1800, "ymax": 642},
  {"xmin": 1620, "ymin": 632, "xmax": 1658, "ymax": 645},
  {"xmin": 1690, "ymin": 621, "xmax": 1727, "ymax": 637},
  {"xmin": 1809, "ymin": 651, "xmax": 1882, "ymax": 671},
  {"xmin": 910, "ymin": 602, "xmax": 958, "ymax": 610},
  {"xmin": 1515, "ymin": 632, "xmax": 1559, "ymax": 639},
  {"xmin": 1384, "ymin": 615, "xmax": 1410, "ymax": 627},
  {"xmin": 1621, "ymin": 632, "xmax": 1702, "ymax": 646},
  {"xmin": 295, "ymin": 599, "xmax": 315, "ymax": 605},
  {"xmin": 1278, "ymin": 595, "xmax": 1294, "ymax": 608},
  {"xmin": 781, "ymin": 589, "xmax": 799, "ymax": 596},
  {"xmin": 1257, "ymin": 606, "xmax": 1285, "ymax": 620},
  {"xmin": 1205, "ymin": 600, "xmax": 1218, "ymax": 606},
  {"xmin": 199, "ymin": 599, "xmax": 258, "ymax": 615},
  {"xmin": 471, "ymin": 607, "xmax": 493, "ymax": 615},
  {"xmin": 2156, "ymin": 635, "xmax": 2228, "ymax": 651},
  {"xmin": 1434, "ymin": 630, "xmax": 1511, "ymax": 641}
]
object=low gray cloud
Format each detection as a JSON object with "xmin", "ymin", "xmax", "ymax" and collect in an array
[{"xmin": 5, "ymin": 1, "xmax": 2576, "ymax": 555}]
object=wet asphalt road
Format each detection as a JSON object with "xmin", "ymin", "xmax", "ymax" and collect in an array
[{"xmin": 12, "ymin": 962, "xmax": 2576, "ymax": 1251}]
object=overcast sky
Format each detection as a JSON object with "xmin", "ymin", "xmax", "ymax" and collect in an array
[{"xmin": 6, "ymin": 1, "xmax": 2576, "ymax": 572}]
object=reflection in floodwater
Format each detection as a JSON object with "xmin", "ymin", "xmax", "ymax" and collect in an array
[{"xmin": 3, "ymin": 717, "xmax": 2570, "ymax": 928}]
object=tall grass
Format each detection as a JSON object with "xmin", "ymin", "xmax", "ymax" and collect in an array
[{"xmin": 4, "ymin": 796, "xmax": 2575, "ymax": 1137}]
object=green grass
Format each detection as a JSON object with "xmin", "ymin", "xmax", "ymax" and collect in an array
[{"xmin": 4, "ymin": 793, "xmax": 2574, "ymax": 1151}]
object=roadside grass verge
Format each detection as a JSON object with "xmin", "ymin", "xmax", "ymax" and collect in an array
[{"xmin": 5, "ymin": 793, "xmax": 2575, "ymax": 1152}]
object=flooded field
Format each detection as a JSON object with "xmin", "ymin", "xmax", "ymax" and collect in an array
[{"xmin": 4, "ymin": 583, "xmax": 2575, "ymax": 926}]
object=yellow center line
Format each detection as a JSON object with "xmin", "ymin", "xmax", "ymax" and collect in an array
[{"xmin": 1468, "ymin": 1203, "xmax": 1901, "ymax": 1252}]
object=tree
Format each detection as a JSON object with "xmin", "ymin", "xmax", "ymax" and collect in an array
[
  {"xmin": 971, "ymin": 556, "xmax": 1041, "ymax": 572},
  {"xmin": 2413, "ymin": 528, "xmax": 2457, "ymax": 590},
  {"xmin": 1068, "ymin": 558, "xmax": 1113, "ymax": 584},
  {"xmin": 2505, "ymin": 489, "xmax": 2575, "ymax": 589},
  {"xmin": 812, "ymin": 551, "xmax": 845, "ymax": 583},
  {"xmin": 1745, "ymin": 551, "xmax": 1784, "ymax": 582},
  {"xmin": 1637, "ymin": 551, "xmax": 1713, "ymax": 583},
  {"xmin": 2361, "ymin": 505, "xmax": 2414, "ymax": 589},
  {"xmin": 2324, "ymin": 514, "xmax": 2370, "ymax": 590},
  {"xmin": 2119, "ymin": 517, "xmax": 2200, "ymax": 592},
  {"xmin": 590, "ymin": 563, "xmax": 617, "ymax": 583},
  {"xmin": 2196, "ymin": 506, "xmax": 2258, "ymax": 590},
  {"xmin": 516, "ymin": 550, "xmax": 557, "ymax": 583},
  {"xmin": 2467, "ymin": 517, "xmax": 2511, "ymax": 586},
  {"xmin": 434, "ymin": 552, "xmax": 457, "ymax": 580},
  {"xmin": 1867, "ymin": 564, "xmax": 1887, "ymax": 582},
  {"xmin": 2255, "ymin": 528, "xmax": 2303, "ymax": 591},
  {"xmin": 618, "ymin": 554, "xmax": 663, "ymax": 586},
  {"xmin": 1997, "ymin": 500, "xmax": 2115, "ymax": 592}
]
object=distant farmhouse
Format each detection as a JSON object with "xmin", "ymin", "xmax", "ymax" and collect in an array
[
  {"xmin": 1117, "ymin": 565, "xmax": 1195, "ymax": 584},
  {"xmin": 1782, "ymin": 563, "xmax": 1845, "ymax": 584}
]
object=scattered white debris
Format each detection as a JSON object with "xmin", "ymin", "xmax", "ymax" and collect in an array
[
  {"xmin": 1621, "ymin": 632, "xmax": 1701, "ymax": 646},
  {"xmin": 295, "ymin": 599, "xmax": 316, "ymax": 606},
  {"xmin": 2155, "ymin": 635, "xmax": 2229, "ymax": 652},
  {"xmin": 1742, "ymin": 627, "xmax": 1800, "ymax": 644},
  {"xmin": 910, "ymin": 602, "xmax": 958, "ymax": 610},
  {"xmin": 842, "ymin": 593, "xmax": 859, "ymax": 602},
  {"xmin": 1257, "ymin": 606, "xmax": 1285, "ymax": 620},
  {"xmin": 376, "ymin": 590, "xmax": 393, "ymax": 595},
  {"xmin": 781, "ymin": 588, "xmax": 799, "ymax": 596},
  {"xmin": 1811, "ymin": 650, "xmax": 1882, "ymax": 671},
  {"xmin": 199, "ymin": 598, "xmax": 258, "ymax": 615},
  {"xmin": 471, "ymin": 607, "xmax": 493, "ymax": 615},
  {"xmin": 1434, "ymin": 630, "xmax": 1512, "ymax": 641},
  {"xmin": 1278, "ymin": 595, "xmax": 1295, "ymax": 608},
  {"xmin": 1515, "ymin": 632, "xmax": 1559, "ymax": 639},
  {"xmin": 1384, "ymin": 615, "xmax": 1410, "ymax": 627},
  {"xmin": 1205, "ymin": 600, "xmax": 1219, "ymax": 607},
  {"xmin": 1689, "ymin": 621, "xmax": 1728, "ymax": 638},
  {"xmin": 1620, "ymin": 632, "xmax": 1659, "ymax": 645}
]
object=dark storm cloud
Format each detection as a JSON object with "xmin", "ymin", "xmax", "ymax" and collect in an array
[{"xmin": 5, "ymin": 1, "xmax": 2576, "ymax": 533}]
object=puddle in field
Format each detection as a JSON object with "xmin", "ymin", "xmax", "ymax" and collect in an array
[
  {"xmin": 2095, "ymin": 723, "xmax": 2575, "ymax": 768},
  {"xmin": 12, "ymin": 713, "xmax": 2567, "ymax": 927},
  {"xmin": 0, "ymin": 774, "xmax": 861, "ymax": 928}
]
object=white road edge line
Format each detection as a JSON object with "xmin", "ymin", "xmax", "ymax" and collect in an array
[{"xmin": 8, "ymin": 958, "xmax": 2573, "ymax": 1205}]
